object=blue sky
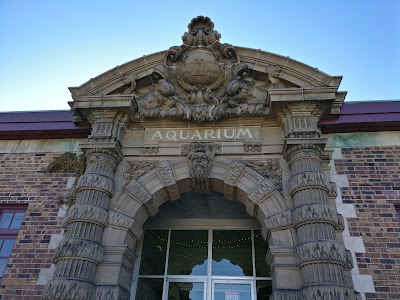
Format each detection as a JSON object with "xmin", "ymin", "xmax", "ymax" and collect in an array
[{"xmin": 0, "ymin": 0, "xmax": 399, "ymax": 112}]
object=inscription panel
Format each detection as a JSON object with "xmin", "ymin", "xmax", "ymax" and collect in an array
[{"xmin": 143, "ymin": 127, "xmax": 261, "ymax": 145}]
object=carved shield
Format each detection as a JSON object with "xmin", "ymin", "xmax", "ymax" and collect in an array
[{"xmin": 177, "ymin": 49, "xmax": 224, "ymax": 91}]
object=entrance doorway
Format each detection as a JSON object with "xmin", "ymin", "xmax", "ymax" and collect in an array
[{"xmin": 132, "ymin": 193, "xmax": 272, "ymax": 300}]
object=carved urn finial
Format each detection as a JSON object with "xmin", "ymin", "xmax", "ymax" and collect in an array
[{"xmin": 182, "ymin": 16, "xmax": 221, "ymax": 46}]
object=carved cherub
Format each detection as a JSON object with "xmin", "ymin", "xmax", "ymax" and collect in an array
[{"xmin": 145, "ymin": 78, "xmax": 179, "ymax": 109}]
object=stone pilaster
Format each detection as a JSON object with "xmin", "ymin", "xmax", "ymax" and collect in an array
[
  {"xmin": 42, "ymin": 112, "xmax": 128, "ymax": 300},
  {"xmin": 282, "ymin": 104, "xmax": 355, "ymax": 300}
]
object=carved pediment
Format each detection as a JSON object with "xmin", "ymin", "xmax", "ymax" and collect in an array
[{"xmin": 70, "ymin": 16, "xmax": 345, "ymax": 124}]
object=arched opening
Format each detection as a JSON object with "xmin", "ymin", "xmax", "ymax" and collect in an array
[{"xmin": 131, "ymin": 192, "xmax": 272, "ymax": 300}]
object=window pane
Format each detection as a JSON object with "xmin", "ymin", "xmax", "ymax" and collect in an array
[
  {"xmin": 214, "ymin": 283, "xmax": 251, "ymax": 300},
  {"xmin": 139, "ymin": 230, "xmax": 168, "ymax": 275},
  {"xmin": 0, "ymin": 213, "xmax": 13, "ymax": 228},
  {"xmin": 168, "ymin": 282, "xmax": 204, "ymax": 300},
  {"xmin": 0, "ymin": 239, "xmax": 15, "ymax": 257},
  {"xmin": 254, "ymin": 230, "xmax": 270, "ymax": 277},
  {"xmin": 212, "ymin": 230, "xmax": 252, "ymax": 276},
  {"xmin": 10, "ymin": 213, "xmax": 24, "ymax": 229},
  {"xmin": 168, "ymin": 230, "xmax": 208, "ymax": 275},
  {"xmin": 256, "ymin": 281, "xmax": 272, "ymax": 300},
  {"xmin": 135, "ymin": 278, "xmax": 163, "ymax": 300},
  {"xmin": 0, "ymin": 258, "xmax": 7, "ymax": 277}
]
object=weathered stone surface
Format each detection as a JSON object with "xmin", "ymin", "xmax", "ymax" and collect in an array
[
  {"xmin": 42, "ymin": 278, "xmax": 95, "ymax": 300},
  {"xmin": 64, "ymin": 204, "xmax": 108, "ymax": 226},
  {"xmin": 295, "ymin": 240, "xmax": 348, "ymax": 266},
  {"xmin": 54, "ymin": 238, "xmax": 104, "ymax": 263},
  {"xmin": 289, "ymin": 171, "xmax": 328, "ymax": 194},
  {"xmin": 270, "ymin": 289, "xmax": 299, "ymax": 300},
  {"xmin": 156, "ymin": 161, "xmax": 180, "ymax": 200},
  {"xmin": 76, "ymin": 173, "xmax": 115, "ymax": 196},
  {"xmin": 95, "ymin": 285, "xmax": 130, "ymax": 300},
  {"xmin": 292, "ymin": 203, "xmax": 337, "ymax": 227},
  {"xmin": 300, "ymin": 285, "xmax": 354, "ymax": 300},
  {"xmin": 265, "ymin": 209, "xmax": 293, "ymax": 231},
  {"xmin": 248, "ymin": 178, "xmax": 277, "ymax": 203},
  {"xmin": 183, "ymin": 142, "xmax": 220, "ymax": 194}
]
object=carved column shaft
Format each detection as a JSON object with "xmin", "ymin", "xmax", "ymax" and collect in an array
[
  {"xmin": 286, "ymin": 145, "xmax": 353, "ymax": 299},
  {"xmin": 42, "ymin": 149, "xmax": 120, "ymax": 300}
]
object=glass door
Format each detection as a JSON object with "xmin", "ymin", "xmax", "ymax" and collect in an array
[
  {"xmin": 212, "ymin": 280, "xmax": 253, "ymax": 300},
  {"xmin": 165, "ymin": 278, "xmax": 206, "ymax": 300}
]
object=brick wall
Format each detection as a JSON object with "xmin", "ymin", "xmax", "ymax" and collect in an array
[
  {"xmin": 335, "ymin": 147, "xmax": 400, "ymax": 300},
  {"xmin": 0, "ymin": 153, "xmax": 72, "ymax": 300}
]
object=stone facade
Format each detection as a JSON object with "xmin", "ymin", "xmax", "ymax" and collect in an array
[{"xmin": 0, "ymin": 16, "xmax": 399, "ymax": 300}]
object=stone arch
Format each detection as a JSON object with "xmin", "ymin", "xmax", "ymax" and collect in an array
[{"xmin": 95, "ymin": 157, "xmax": 299, "ymax": 299}]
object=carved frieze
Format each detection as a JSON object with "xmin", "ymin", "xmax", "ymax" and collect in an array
[
  {"xmin": 288, "ymin": 171, "xmax": 328, "ymax": 194},
  {"xmin": 95, "ymin": 285, "xmax": 130, "ymax": 300},
  {"xmin": 270, "ymin": 289, "xmax": 299, "ymax": 300},
  {"xmin": 300, "ymin": 285, "xmax": 354, "ymax": 300},
  {"xmin": 76, "ymin": 173, "xmax": 115, "ymax": 196},
  {"xmin": 53, "ymin": 238, "xmax": 104, "ymax": 263},
  {"xmin": 295, "ymin": 240, "xmax": 348, "ymax": 266},
  {"xmin": 42, "ymin": 279, "xmax": 95, "ymax": 300},
  {"xmin": 64, "ymin": 204, "xmax": 108, "ymax": 227},
  {"xmin": 292, "ymin": 203, "xmax": 338, "ymax": 228},
  {"xmin": 182, "ymin": 142, "xmax": 220, "ymax": 194}
]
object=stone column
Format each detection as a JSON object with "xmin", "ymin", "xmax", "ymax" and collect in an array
[
  {"xmin": 42, "ymin": 112, "xmax": 128, "ymax": 300},
  {"xmin": 281, "ymin": 104, "xmax": 354, "ymax": 299}
]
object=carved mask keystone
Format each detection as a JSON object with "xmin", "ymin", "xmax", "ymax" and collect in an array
[{"xmin": 182, "ymin": 142, "xmax": 221, "ymax": 194}]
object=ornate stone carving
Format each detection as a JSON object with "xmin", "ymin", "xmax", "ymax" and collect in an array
[
  {"xmin": 292, "ymin": 204, "xmax": 338, "ymax": 228},
  {"xmin": 265, "ymin": 209, "xmax": 293, "ymax": 231},
  {"xmin": 124, "ymin": 161, "xmax": 158, "ymax": 184},
  {"xmin": 124, "ymin": 180, "xmax": 158, "ymax": 217},
  {"xmin": 244, "ymin": 142, "xmax": 262, "ymax": 153},
  {"xmin": 300, "ymin": 285, "xmax": 354, "ymax": 300},
  {"xmin": 328, "ymin": 182, "xmax": 338, "ymax": 198},
  {"xmin": 42, "ymin": 279, "xmax": 95, "ymax": 300},
  {"xmin": 270, "ymin": 289, "xmax": 299, "ymax": 300},
  {"xmin": 224, "ymin": 161, "xmax": 247, "ymax": 200},
  {"xmin": 182, "ymin": 142, "xmax": 220, "ymax": 194},
  {"xmin": 53, "ymin": 238, "xmax": 104, "ymax": 263},
  {"xmin": 242, "ymin": 159, "xmax": 282, "ymax": 191},
  {"xmin": 95, "ymin": 286, "xmax": 130, "ymax": 300},
  {"xmin": 141, "ymin": 147, "xmax": 159, "ymax": 154},
  {"xmin": 248, "ymin": 178, "xmax": 277, "ymax": 204},
  {"xmin": 182, "ymin": 16, "xmax": 221, "ymax": 47},
  {"xmin": 295, "ymin": 240, "xmax": 348, "ymax": 266},
  {"xmin": 156, "ymin": 161, "xmax": 180, "ymax": 200},
  {"xmin": 134, "ymin": 16, "xmax": 270, "ymax": 122},
  {"xmin": 64, "ymin": 204, "xmax": 108, "ymax": 227},
  {"xmin": 344, "ymin": 249, "xmax": 354, "ymax": 269},
  {"xmin": 76, "ymin": 173, "xmax": 115, "ymax": 196},
  {"xmin": 108, "ymin": 209, "xmax": 143, "ymax": 239},
  {"xmin": 288, "ymin": 171, "xmax": 328, "ymax": 194}
]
